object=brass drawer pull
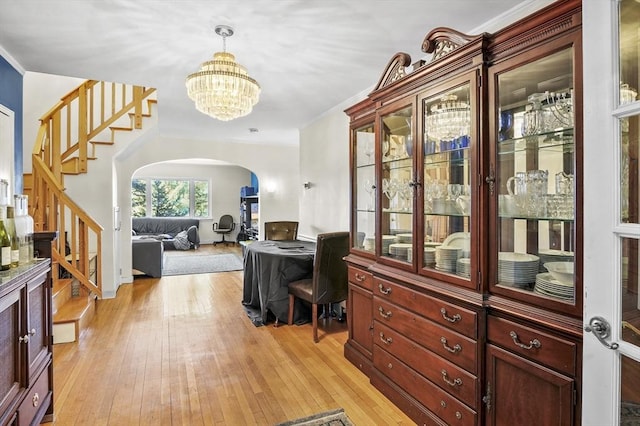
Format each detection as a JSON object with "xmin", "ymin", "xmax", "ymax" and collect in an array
[
  {"xmin": 509, "ymin": 331, "xmax": 542, "ymax": 350},
  {"xmin": 378, "ymin": 306, "xmax": 393, "ymax": 319},
  {"xmin": 32, "ymin": 392, "xmax": 39, "ymax": 407},
  {"xmin": 378, "ymin": 283, "xmax": 392, "ymax": 295},
  {"xmin": 440, "ymin": 336, "xmax": 462, "ymax": 353},
  {"xmin": 379, "ymin": 332, "xmax": 393, "ymax": 345},
  {"xmin": 354, "ymin": 273, "xmax": 366, "ymax": 282},
  {"xmin": 441, "ymin": 370, "xmax": 463, "ymax": 387},
  {"xmin": 440, "ymin": 308, "xmax": 461, "ymax": 323}
]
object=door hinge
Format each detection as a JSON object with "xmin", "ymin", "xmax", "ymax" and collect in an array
[
  {"xmin": 478, "ymin": 74, "xmax": 482, "ymax": 87},
  {"xmin": 573, "ymin": 389, "xmax": 577, "ymax": 406},
  {"xmin": 477, "ymin": 270, "xmax": 482, "ymax": 286}
]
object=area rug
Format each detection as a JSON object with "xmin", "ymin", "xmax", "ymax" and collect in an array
[
  {"xmin": 275, "ymin": 408, "xmax": 353, "ymax": 426},
  {"xmin": 162, "ymin": 253, "xmax": 243, "ymax": 276}
]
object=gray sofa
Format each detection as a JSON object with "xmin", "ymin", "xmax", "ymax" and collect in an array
[{"xmin": 131, "ymin": 217, "xmax": 200, "ymax": 277}]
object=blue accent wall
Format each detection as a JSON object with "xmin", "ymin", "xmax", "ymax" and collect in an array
[
  {"xmin": 0, "ymin": 55, "xmax": 23, "ymax": 194},
  {"xmin": 250, "ymin": 172, "xmax": 259, "ymax": 193}
]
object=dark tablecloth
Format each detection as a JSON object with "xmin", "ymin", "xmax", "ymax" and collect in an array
[{"xmin": 242, "ymin": 240, "xmax": 316, "ymax": 326}]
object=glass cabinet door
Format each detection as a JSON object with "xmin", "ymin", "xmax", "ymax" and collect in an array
[
  {"xmin": 492, "ymin": 47, "xmax": 577, "ymax": 307},
  {"xmin": 353, "ymin": 122, "xmax": 376, "ymax": 254},
  {"xmin": 421, "ymin": 84, "xmax": 472, "ymax": 283},
  {"xmin": 380, "ymin": 105, "xmax": 413, "ymax": 264}
]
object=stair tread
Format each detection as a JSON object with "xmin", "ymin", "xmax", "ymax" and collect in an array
[
  {"xmin": 52, "ymin": 278, "xmax": 73, "ymax": 297},
  {"xmin": 90, "ymin": 140, "xmax": 114, "ymax": 145},
  {"xmin": 54, "ymin": 296, "xmax": 94, "ymax": 323}
]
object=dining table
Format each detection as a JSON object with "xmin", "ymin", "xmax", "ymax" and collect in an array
[{"xmin": 241, "ymin": 239, "xmax": 316, "ymax": 326}]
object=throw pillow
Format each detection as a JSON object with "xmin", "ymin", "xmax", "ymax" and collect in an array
[
  {"xmin": 187, "ymin": 225, "xmax": 199, "ymax": 248},
  {"xmin": 173, "ymin": 230, "xmax": 191, "ymax": 250}
]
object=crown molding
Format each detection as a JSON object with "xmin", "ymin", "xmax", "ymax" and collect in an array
[{"xmin": 0, "ymin": 43, "xmax": 25, "ymax": 75}]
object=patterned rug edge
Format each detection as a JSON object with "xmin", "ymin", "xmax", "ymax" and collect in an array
[{"xmin": 274, "ymin": 408, "xmax": 353, "ymax": 426}]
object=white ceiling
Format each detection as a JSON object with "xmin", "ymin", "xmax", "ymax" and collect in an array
[{"xmin": 0, "ymin": 0, "xmax": 531, "ymax": 145}]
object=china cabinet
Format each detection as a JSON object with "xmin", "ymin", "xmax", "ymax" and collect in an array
[{"xmin": 344, "ymin": 1, "xmax": 582, "ymax": 424}]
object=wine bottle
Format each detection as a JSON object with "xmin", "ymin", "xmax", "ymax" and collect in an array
[
  {"xmin": 0, "ymin": 207, "xmax": 11, "ymax": 271},
  {"xmin": 6, "ymin": 206, "xmax": 19, "ymax": 267}
]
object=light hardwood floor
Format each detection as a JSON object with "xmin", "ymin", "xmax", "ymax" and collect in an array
[{"xmin": 44, "ymin": 244, "xmax": 414, "ymax": 425}]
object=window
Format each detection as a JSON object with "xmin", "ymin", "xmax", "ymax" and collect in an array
[{"xmin": 132, "ymin": 178, "xmax": 209, "ymax": 218}]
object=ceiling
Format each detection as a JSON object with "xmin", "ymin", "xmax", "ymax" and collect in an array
[{"xmin": 0, "ymin": 0, "xmax": 530, "ymax": 145}]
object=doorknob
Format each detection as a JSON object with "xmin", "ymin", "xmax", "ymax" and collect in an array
[{"xmin": 584, "ymin": 316, "xmax": 619, "ymax": 350}]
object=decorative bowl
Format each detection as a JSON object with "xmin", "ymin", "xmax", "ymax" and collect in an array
[{"xmin": 543, "ymin": 261, "xmax": 574, "ymax": 285}]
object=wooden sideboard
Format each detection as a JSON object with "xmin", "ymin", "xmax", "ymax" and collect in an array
[{"xmin": 0, "ymin": 232, "xmax": 56, "ymax": 426}]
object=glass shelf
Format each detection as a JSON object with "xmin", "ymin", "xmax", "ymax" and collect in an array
[
  {"xmin": 424, "ymin": 148, "xmax": 470, "ymax": 166},
  {"xmin": 498, "ymin": 129, "xmax": 574, "ymax": 155},
  {"xmin": 356, "ymin": 162, "xmax": 375, "ymax": 169}
]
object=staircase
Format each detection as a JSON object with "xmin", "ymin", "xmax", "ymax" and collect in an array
[{"xmin": 25, "ymin": 80, "xmax": 157, "ymax": 343}]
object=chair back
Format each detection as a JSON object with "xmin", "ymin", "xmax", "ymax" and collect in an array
[
  {"xmin": 311, "ymin": 232, "xmax": 350, "ymax": 305},
  {"xmin": 264, "ymin": 221, "xmax": 299, "ymax": 240},
  {"xmin": 218, "ymin": 214, "xmax": 234, "ymax": 230}
]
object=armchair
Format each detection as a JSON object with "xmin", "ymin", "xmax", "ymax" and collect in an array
[{"xmin": 213, "ymin": 214, "xmax": 236, "ymax": 246}]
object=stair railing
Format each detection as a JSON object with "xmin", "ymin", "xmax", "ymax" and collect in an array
[{"xmin": 31, "ymin": 80, "xmax": 157, "ymax": 298}]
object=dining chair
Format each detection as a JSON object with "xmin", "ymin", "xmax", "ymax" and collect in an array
[
  {"xmin": 287, "ymin": 231, "xmax": 350, "ymax": 342},
  {"xmin": 264, "ymin": 221, "xmax": 299, "ymax": 241}
]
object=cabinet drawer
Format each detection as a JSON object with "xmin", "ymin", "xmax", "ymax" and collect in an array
[
  {"xmin": 18, "ymin": 367, "xmax": 50, "ymax": 426},
  {"xmin": 487, "ymin": 316, "xmax": 577, "ymax": 376},
  {"xmin": 348, "ymin": 266, "xmax": 372, "ymax": 291},
  {"xmin": 375, "ymin": 321, "xmax": 478, "ymax": 408},
  {"xmin": 374, "ymin": 277, "xmax": 477, "ymax": 338},
  {"xmin": 374, "ymin": 345, "xmax": 477, "ymax": 426},
  {"xmin": 374, "ymin": 297, "xmax": 478, "ymax": 374}
]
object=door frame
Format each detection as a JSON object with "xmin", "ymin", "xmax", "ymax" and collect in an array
[{"xmin": 583, "ymin": 1, "xmax": 640, "ymax": 424}]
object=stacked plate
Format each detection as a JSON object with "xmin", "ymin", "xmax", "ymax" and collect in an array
[
  {"xmin": 498, "ymin": 252, "xmax": 540, "ymax": 288},
  {"xmin": 389, "ymin": 243, "xmax": 412, "ymax": 260},
  {"xmin": 442, "ymin": 232, "xmax": 471, "ymax": 258},
  {"xmin": 396, "ymin": 233, "xmax": 413, "ymax": 244},
  {"xmin": 423, "ymin": 247, "xmax": 436, "ymax": 266},
  {"xmin": 538, "ymin": 249, "xmax": 574, "ymax": 272},
  {"xmin": 391, "ymin": 229, "xmax": 412, "ymax": 236},
  {"xmin": 456, "ymin": 258, "xmax": 471, "ymax": 278},
  {"xmin": 436, "ymin": 246, "xmax": 462, "ymax": 272},
  {"xmin": 382, "ymin": 235, "xmax": 397, "ymax": 254},
  {"xmin": 534, "ymin": 272, "xmax": 574, "ymax": 301},
  {"xmin": 364, "ymin": 237, "xmax": 375, "ymax": 251}
]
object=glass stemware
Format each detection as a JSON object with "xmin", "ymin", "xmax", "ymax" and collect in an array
[
  {"xmin": 382, "ymin": 178, "xmax": 398, "ymax": 209},
  {"xmin": 364, "ymin": 178, "xmax": 375, "ymax": 211}
]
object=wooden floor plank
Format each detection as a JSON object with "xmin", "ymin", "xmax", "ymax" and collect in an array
[{"xmin": 43, "ymin": 244, "xmax": 415, "ymax": 425}]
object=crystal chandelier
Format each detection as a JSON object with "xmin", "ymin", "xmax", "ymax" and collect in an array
[
  {"xmin": 425, "ymin": 94, "xmax": 471, "ymax": 142},
  {"xmin": 186, "ymin": 25, "xmax": 261, "ymax": 121}
]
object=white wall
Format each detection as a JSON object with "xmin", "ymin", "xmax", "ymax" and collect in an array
[
  {"xmin": 298, "ymin": 109, "xmax": 351, "ymax": 239},
  {"xmin": 22, "ymin": 72, "xmax": 84, "ymax": 172},
  {"xmin": 133, "ymin": 161, "xmax": 252, "ymax": 244}
]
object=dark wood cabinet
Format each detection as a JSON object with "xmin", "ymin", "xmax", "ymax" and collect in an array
[
  {"xmin": 1, "ymin": 232, "xmax": 56, "ymax": 426},
  {"xmin": 0, "ymin": 260, "xmax": 53, "ymax": 426},
  {"xmin": 344, "ymin": 1, "xmax": 582, "ymax": 424},
  {"xmin": 485, "ymin": 344, "xmax": 575, "ymax": 426},
  {"xmin": 344, "ymin": 264, "xmax": 374, "ymax": 376}
]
